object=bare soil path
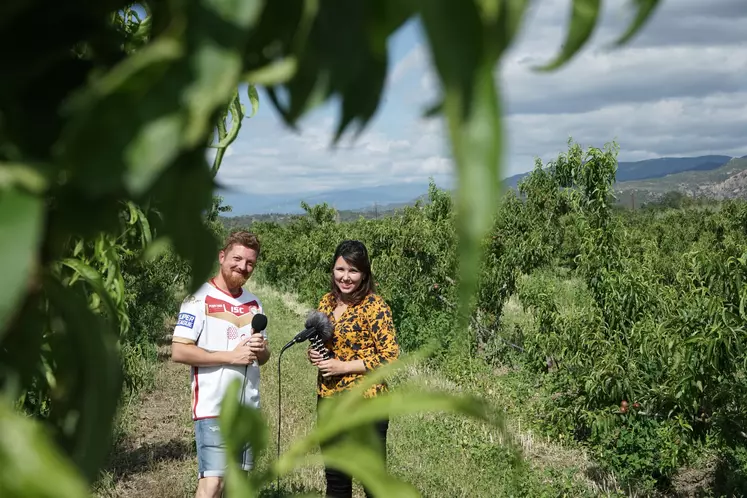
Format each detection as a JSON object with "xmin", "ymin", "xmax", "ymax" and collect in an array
[{"xmin": 94, "ymin": 337, "xmax": 198, "ymax": 498}]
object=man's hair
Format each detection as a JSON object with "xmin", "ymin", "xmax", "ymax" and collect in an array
[{"xmin": 222, "ymin": 230, "xmax": 261, "ymax": 256}]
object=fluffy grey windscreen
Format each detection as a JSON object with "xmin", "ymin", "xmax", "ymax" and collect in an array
[{"xmin": 305, "ymin": 310, "xmax": 334, "ymax": 341}]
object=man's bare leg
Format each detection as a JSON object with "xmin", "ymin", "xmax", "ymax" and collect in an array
[{"xmin": 196, "ymin": 476, "xmax": 223, "ymax": 498}]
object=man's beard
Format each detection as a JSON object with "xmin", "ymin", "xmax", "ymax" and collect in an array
[{"xmin": 222, "ymin": 267, "xmax": 249, "ymax": 290}]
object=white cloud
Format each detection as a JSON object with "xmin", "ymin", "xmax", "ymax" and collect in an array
[
  {"xmin": 216, "ymin": 118, "xmax": 455, "ymax": 195},
  {"xmin": 217, "ymin": 0, "xmax": 747, "ymax": 196},
  {"xmin": 494, "ymin": 0, "xmax": 747, "ymax": 174}
]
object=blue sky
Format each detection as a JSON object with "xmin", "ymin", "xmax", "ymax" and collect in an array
[{"xmin": 214, "ymin": 0, "xmax": 747, "ymax": 197}]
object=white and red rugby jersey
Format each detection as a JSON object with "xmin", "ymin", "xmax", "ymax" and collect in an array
[{"xmin": 172, "ymin": 280, "xmax": 268, "ymax": 420}]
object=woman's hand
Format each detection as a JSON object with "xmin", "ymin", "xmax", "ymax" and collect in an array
[
  {"xmin": 307, "ymin": 347, "xmax": 344, "ymax": 377},
  {"xmin": 307, "ymin": 347, "xmax": 325, "ymax": 365},
  {"xmin": 315, "ymin": 358, "xmax": 350, "ymax": 378}
]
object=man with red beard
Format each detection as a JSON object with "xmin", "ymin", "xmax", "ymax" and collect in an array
[{"xmin": 171, "ymin": 230, "xmax": 270, "ymax": 498}]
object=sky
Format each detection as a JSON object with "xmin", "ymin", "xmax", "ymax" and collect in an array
[{"xmin": 214, "ymin": 0, "xmax": 747, "ymax": 198}]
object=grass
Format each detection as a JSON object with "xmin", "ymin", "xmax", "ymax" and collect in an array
[
  {"xmin": 251, "ymin": 282, "xmax": 618, "ymax": 497},
  {"xmin": 93, "ymin": 279, "xmax": 619, "ymax": 497},
  {"xmin": 92, "ymin": 320, "xmax": 198, "ymax": 498}
]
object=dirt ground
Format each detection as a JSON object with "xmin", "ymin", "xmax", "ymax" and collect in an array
[{"xmin": 94, "ymin": 340, "xmax": 198, "ymax": 498}]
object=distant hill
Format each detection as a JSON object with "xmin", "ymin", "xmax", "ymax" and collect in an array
[
  {"xmin": 503, "ymin": 155, "xmax": 733, "ymax": 189},
  {"xmin": 219, "ymin": 154, "xmax": 745, "ymax": 219},
  {"xmin": 615, "ymin": 156, "xmax": 747, "ymax": 204},
  {"xmin": 218, "ymin": 182, "xmax": 435, "ymax": 216}
]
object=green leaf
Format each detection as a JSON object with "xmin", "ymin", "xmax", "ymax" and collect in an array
[
  {"xmin": 219, "ymin": 380, "xmax": 268, "ymax": 496},
  {"xmin": 0, "ymin": 400, "xmax": 90, "ymax": 498},
  {"xmin": 43, "ymin": 276, "xmax": 122, "ymax": 483},
  {"xmin": 60, "ymin": 0, "xmax": 264, "ymax": 197},
  {"xmin": 315, "ymin": 427, "xmax": 420, "ymax": 498},
  {"xmin": 419, "ymin": 0, "xmax": 483, "ymax": 113},
  {"xmin": 245, "ymin": 57, "xmax": 298, "ymax": 85},
  {"xmin": 422, "ymin": 100, "xmax": 443, "ymax": 118},
  {"xmin": 0, "ymin": 293, "xmax": 45, "ymax": 403},
  {"xmin": 320, "ymin": 342, "xmax": 438, "ymax": 416},
  {"xmin": 0, "ymin": 162, "xmax": 50, "ymax": 193},
  {"xmin": 275, "ymin": 385, "xmax": 509, "ymax": 492},
  {"xmin": 614, "ymin": 0, "xmax": 661, "ymax": 46},
  {"xmin": 333, "ymin": 51, "xmax": 387, "ymax": 143},
  {"xmin": 149, "ymin": 149, "xmax": 218, "ymax": 293},
  {"xmin": 276, "ymin": 342, "xmax": 507, "ymax": 479},
  {"xmin": 59, "ymin": 37, "xmax": 184, "ymax": 196},
  {"xmin": 314, "ymin": 389, "xmax": 497, "ymax": 444},
  {"xmin": 269, "ymin": 0, "xmax": 409, "ymax": 140},
  {"xmin": 479, "ymin": 0, "xmax": 532, "ymax": 59},
  {"xmin": 0, "ymin": 189, "xmax": 43, "ymax": 340},
  {"xmin": 247, "ymin": 84, "xmax": 260, "ymax": 118},
  {"xmin": 125, "ymin": 201, "xmax": 139, "ymax": 225},
  {"xmin": 136, "ymin": 207, "xmax": 153, "ymax": 247},
  {"xmin": 420, "ymin": 0, "xmax": 503, "ymax": 336},
  {"xmin": 181, "ymin": 0, "xmax": 264, "ymax": 147},
  {"xmin": 332, "ymin": 0, "xmax": 414, "ymax": 141},
  {"xmin": 59, "ymin": 259, "xmax": 120, "ymax": 329},
  {"xmin": 535, "ymin": 0, "xmax": 601, "ymax": 71}
]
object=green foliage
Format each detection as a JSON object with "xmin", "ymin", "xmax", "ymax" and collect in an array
[
  {"xmin": 512, "ymin": 145, "xmax": 747, "ymax": 491},
  {"xmin": 252, "ymin": 139, "xmax": 747, "ymax": 492},
  {"xmin": 219, "ymin": 348, "xmax": 508, "ymax": 497},
  {"xmin": 0, "ymin": 402, "xmax": 90, "ymax": 498},
  {"xmin": 0, "ymin": 190, "xmax": 43, "ymax": 334},
  {"xmin": 0, "ymin": 0, "xmax": 661, "ymax": 496}
]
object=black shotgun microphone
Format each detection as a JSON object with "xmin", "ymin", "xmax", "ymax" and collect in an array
[{"xmin": 280, "ymin": 310, "xmax": 333, "ymax": 358}]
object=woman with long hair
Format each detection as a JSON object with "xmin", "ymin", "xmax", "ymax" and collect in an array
[{"xmin": 307, "ymin": 239, "xmax": 400, "ymax": 498}]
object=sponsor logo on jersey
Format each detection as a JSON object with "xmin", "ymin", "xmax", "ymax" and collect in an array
[
  {"xmin": 177, "ymin": 312, "xmax": 196, "ymax": 329},
  {"xmin": 206, "ymin": 296, "xmax": 259, "ymax": 316},
  {"xmin": 205, "ymin": 295, "xmax": 260, "ymax": 327}
]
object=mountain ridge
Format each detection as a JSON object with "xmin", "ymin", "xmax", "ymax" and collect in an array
[{"xmin": 220, "ymin": 154, "xmax": 743, "ymax": 216}]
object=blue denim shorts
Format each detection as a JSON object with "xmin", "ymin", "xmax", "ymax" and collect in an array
[{"xmin": 194, "ymin": 418, "xmax": 253, "ymax": 478}]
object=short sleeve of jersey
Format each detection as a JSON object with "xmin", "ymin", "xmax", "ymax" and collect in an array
[{"xmin": 172, "ymin": 295, "xmax": 205, "ymax": 344}]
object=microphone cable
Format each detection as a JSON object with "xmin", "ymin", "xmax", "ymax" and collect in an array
[
  {"xmin": 274, "ymin": 311, "xmax": 333, "ymax": 493},
  {"xmin": 276, "ymin": 347, "xmax": 286, "ymax": 494}
]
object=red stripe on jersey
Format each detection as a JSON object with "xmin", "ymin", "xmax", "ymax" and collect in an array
[
  {"xmin": 193, "ymin": 367, "xmax": 200, "ymax": 419},
  {"xmin": 205, "ymin": 295, "xmax": 259, "ymax": 317}
]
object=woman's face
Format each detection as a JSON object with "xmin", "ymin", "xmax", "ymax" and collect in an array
[{"xmin": 333, "ymin": 256, "xmax": 363, "ymax": 296}]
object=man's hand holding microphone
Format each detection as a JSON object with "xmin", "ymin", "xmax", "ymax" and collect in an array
[
  {"xmin": 228, "ymin": 313, "xmax": 270, "ymax": 366},
  {"xmin": 228, "ymin": 335, "xmax": 266, "ymax": 365}
]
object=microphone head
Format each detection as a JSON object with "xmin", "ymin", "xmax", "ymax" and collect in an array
[
  {"xmin": 304, "ymin": 310, "xmax": 334, "ymax": 341},
  {"xmin": 251, "ymin": 313, "xmax": 268, "ymax": 332}
]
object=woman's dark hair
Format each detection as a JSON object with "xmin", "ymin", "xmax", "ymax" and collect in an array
[{"xmin": 330, "ymin": 240, "xmax": 375, "ymax": 305}]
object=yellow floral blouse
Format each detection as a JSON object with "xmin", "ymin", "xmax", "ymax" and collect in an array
[{"xmin": 316, "ymin": 292, "xmax": 400, "ymax": 398}]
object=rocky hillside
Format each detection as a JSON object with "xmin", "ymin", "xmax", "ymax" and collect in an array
[
  {"xmin": 615, "ymin": 157, "xmax": 747, "ymax": 204},
  {"xmin": 699, "ymin": 165, "xmax": 747, "ymax": 199}
]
